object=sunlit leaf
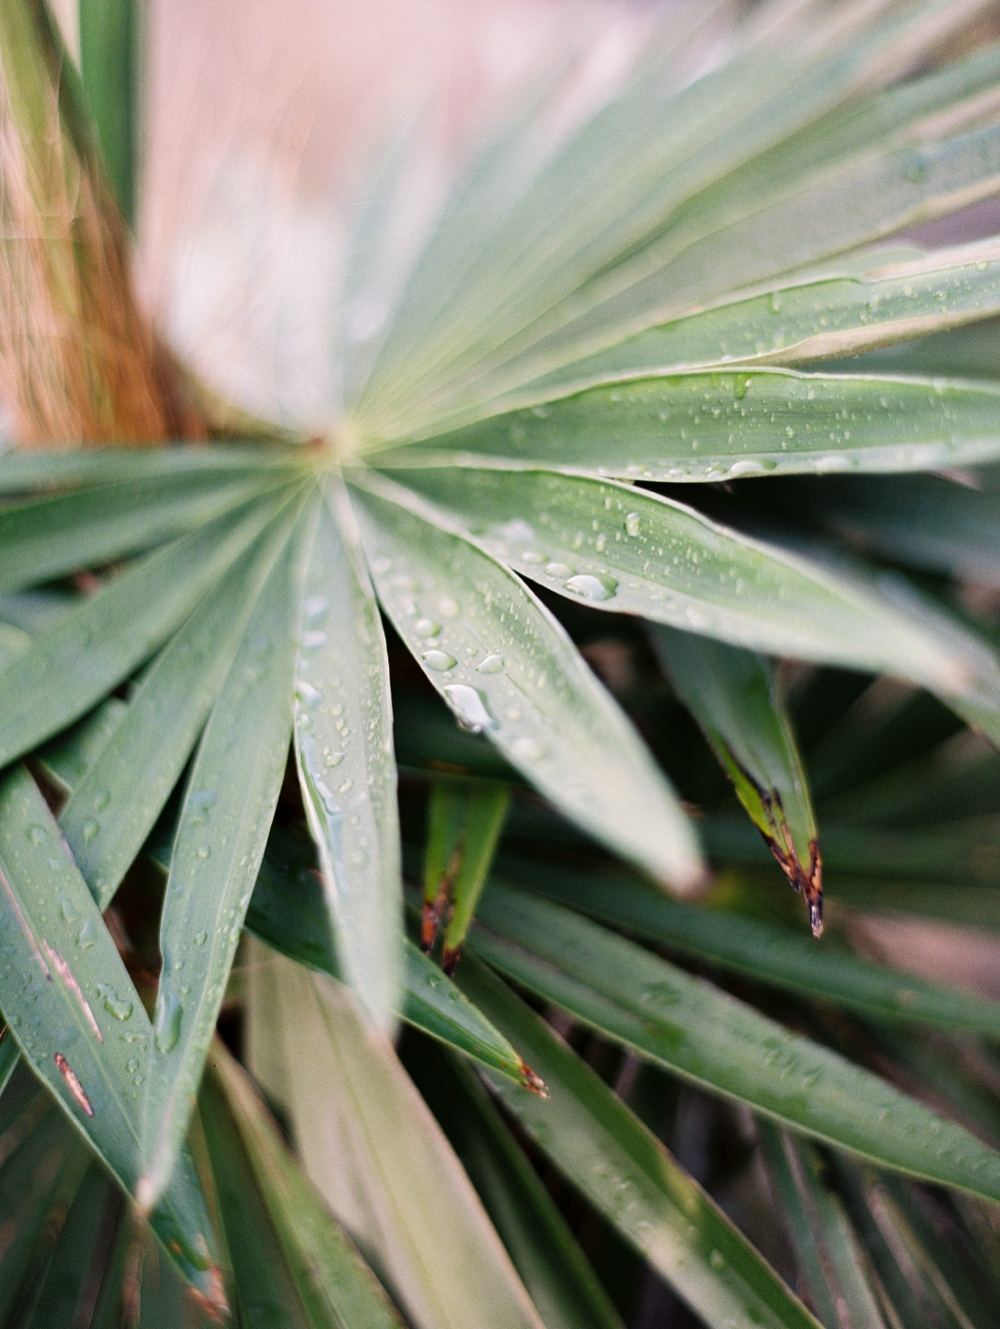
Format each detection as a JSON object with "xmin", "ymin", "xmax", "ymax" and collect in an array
[{"xmin": 243, "ymin": 948, "xmax": 546, "ymax": 1329}]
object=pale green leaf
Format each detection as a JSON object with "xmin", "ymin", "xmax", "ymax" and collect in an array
[
  {"xmin": 651, "ymin": 628, "xmax": 821, "ymax": 932},
  {"xmin": 386, "ymin": 466, "xmax": 1000, "ymax": 746},
  {"xmin": 350, "ymin": 472, "xmax": 704, "ymax": 890},
  {"xmin": 243, "ymin": 948, "xmax": 546, "ymax": 1329},
  {"xmin": 0, "ymin": 766, "xmax": 224, "ymax": 1303},
  {"xmin": 456, "ymin": 956, "xmax": 822, "ymax": 1329},
  {"xmin": 293, "ymin": 481, "xmax": 401, "ymax": 1031},
  {"xmin": 0, "ymin": 445, "xmax": 304, "ymax": 495},
  {"xmin": 388, "ymin": 369, "xmax": 1000, "ymax": 481},
  {"xmin": 60, "ymin": 492, "xmax": 304, "ymax": 908},
  {"xmin": 0, "ymin": 469, "xmax": 281, "ymax": 596},
  {"xmin": 406, "ymin": 1038, "xmax": 626, "ymax": 1329},
  {"xmin": 502, "ymin": 240, "xmax": 1000, "ymax": 408},
  {"xmin": 141, "ymin": 501, "xmax": 308, "ymax": 1208},
  {"xmin": 207, "ymin": 1041, "xmax": 406, "ymax": 1329},
  {"xmin": 469, "ymin": 883, "xmax": 1000, "ymax": 1202},
  {"xmin": 0, "ymin": 485, "xmax": 297, "ymax": 768}
]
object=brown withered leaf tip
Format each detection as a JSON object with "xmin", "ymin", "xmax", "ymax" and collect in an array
[
  {"xmin": 519, "ymin": 1061, "xmax": 549, "ymax": 1098},
  {"xmin": 765, "ymin": 830, "xmax": 823, "ymax": 937}
]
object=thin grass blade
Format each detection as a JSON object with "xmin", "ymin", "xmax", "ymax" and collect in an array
[{"xmin": 78, "ymin": 0, "xmax": 135, "ymax": 222}]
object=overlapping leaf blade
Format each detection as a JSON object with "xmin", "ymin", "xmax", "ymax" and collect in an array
[
  {"xmin": 61, "ymin": 494, "xmax": 305, "ymax": 907},
  {"xmin": 243, "ymin": 949, "xmax": 546, "ymax": 1329},
  {"xmin": 141, "ymin": 498, "xmax": 308, "ymax": 1207},
  {"xmin": 0, "ymin": 486, "xmax": 297, "ymax": 768},
  {"xmin": 469, "ymin": 883, "xmax": 1000, "ymax": 1202},
  {"xmin": 502, "ymin": 852, "xmax": 1000, "ymax": 1039},
  {"xmin": 203, "ymin": 1042, "xmax": 405, "ymax": 1329},
  {"xmin": 388, "ymin": 466, "xmax": 1000, "ymax": 745},
  {"xmin": 350, "ymin": 472, "xmax": 704, "ymax": 889},
  {"xmin": 456, "ymin": 956, "xmax": 822, "ymax": 1329},
  {"xmin": 293, "ymin": 481, "xmax": 402, "ymax": 1031},
  {"xmin": 0, "ymin": 766, "xmax": 223, "ymax": 1303},
  {"xmin": 405, "ymin": 1039, "xmax": 626, "ymax": 1329}
]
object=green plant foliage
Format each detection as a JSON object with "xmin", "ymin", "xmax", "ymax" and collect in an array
[{"xmin": 9, "ymin": 1, "xmax": 1000, "ymax": 1324}]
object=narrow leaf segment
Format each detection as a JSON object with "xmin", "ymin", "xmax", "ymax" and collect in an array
[
  {"xmin": 423, "ymin": 776, "xmax": 510, "ymax": 972},
  {"xmin": 651, "ymin": 628, "xmax": 822, "ymax": 934}
]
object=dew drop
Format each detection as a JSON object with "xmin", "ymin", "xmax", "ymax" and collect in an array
[
  {"xmin": 96, "ymin": 983, "xmax": 134, "ymax": 1021},
  {"xmin": 196, "ymin": 845, "xmax": 211, "ymax": 860},
  {"xmin": 301, "ymin": 630, "xmax": 327, "ymax": 648},
  {"xmin": 564, "ymin": 573, "xmax": 618, "ymax": 601},
  {"xmin": 414, "ymin": 619, "xmax": 441, "ymax": 638},
  {"xmin": 92, "ymin": 789, "xmax": 111, "ymax": 812},
  {"xmin": 443, "ymin": 684, "xmax": 497, "ymax": 733},
  {"xmin": 477, "ymin": 653, "xmax": 505, "ymax": 674},
  {"xmin": 296, "ymin": 681, "xmax": 321, "ymax": 705},
  {"xmin": 153, "ymin": 993, "xmax": 182, "ymax": 1053},
  {"xmin": 522, "ymin": 551, "xmax": 545, "ymax": 564},
  {"xmin": 544, "ymin": 562, "xmax": 574, "ymax": 578},
  {"xmin": 438, "ymin": 597, "xmax": 460, "ymax": 618},
  {"xmin": 624, "ymin": 512, "xmax": 641, "ymax": 536},
  {"xmin": 327, "ymin": 750, "xmax": 346, "ymax": 767},
  {"xmin": 82, "ymin": 819, "xmax": 100, "ymax": 844},
  {"xmin": 422, "ymin": 649, "xmax": 457, "ymax": 671},
  {"xmin": 26, "ymin": 825, "xmax": 45, "ymax": 846},
  {"xmin": 304, "ymin": 594, "xmax": 329, "ymax": 618},
  {"xmin": 512, "ymin": 737, "xmax": 546, "ymax": 761}
]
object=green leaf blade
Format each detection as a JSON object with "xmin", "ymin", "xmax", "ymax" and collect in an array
[
  {"xmin": 141, "ymin": 502, "xmax": 308, "ymax": 1208},
  {"xmin": 652, "ymin": 629, "xmax": 821, "ymax": 933},
  {"xmin": 470, "ymin": 884, "xmax": 1000, "ymax": 1204},
  {"xmin": 456, "ymin": 957, "xmax": 822, "ymax": 1329},
  {"xmin": 294, "ymin": 483, "xmax": 402, "ymax": 1032},
  {"xmin": 350, "ymin": 472, "xmax": 704, "ymax": 891},
  {"xmin": 0, "ymin": 766, "xmax": 224, "ymax": 1304}
]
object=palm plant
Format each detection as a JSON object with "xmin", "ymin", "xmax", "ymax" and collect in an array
[{"xmin": 8, "ymin": 0, "xmax": 1000, "ymax": 1324}]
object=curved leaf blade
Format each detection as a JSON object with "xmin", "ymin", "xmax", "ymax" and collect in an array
[
  {"xmin": 294, "ymin": 482, "xmax": 402, "ymax": 1032},
  {"xmin": 470, "ymin": 884, "xmax": 1000, "ymax": 1203},
  {"xmin": 455, "ymin": 956, "xmax": 822, "ymax": 1329},
  {"xmin": 141, "ymin": 501, "xmax": 308, "ymax": 1208},
  {"xmin": 60, "ymin": 495, "xmax": 304, "ymax": 907},
  {"xmin": 350, "ymin": 472, "xmax": 704, "ymax": 891}
]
